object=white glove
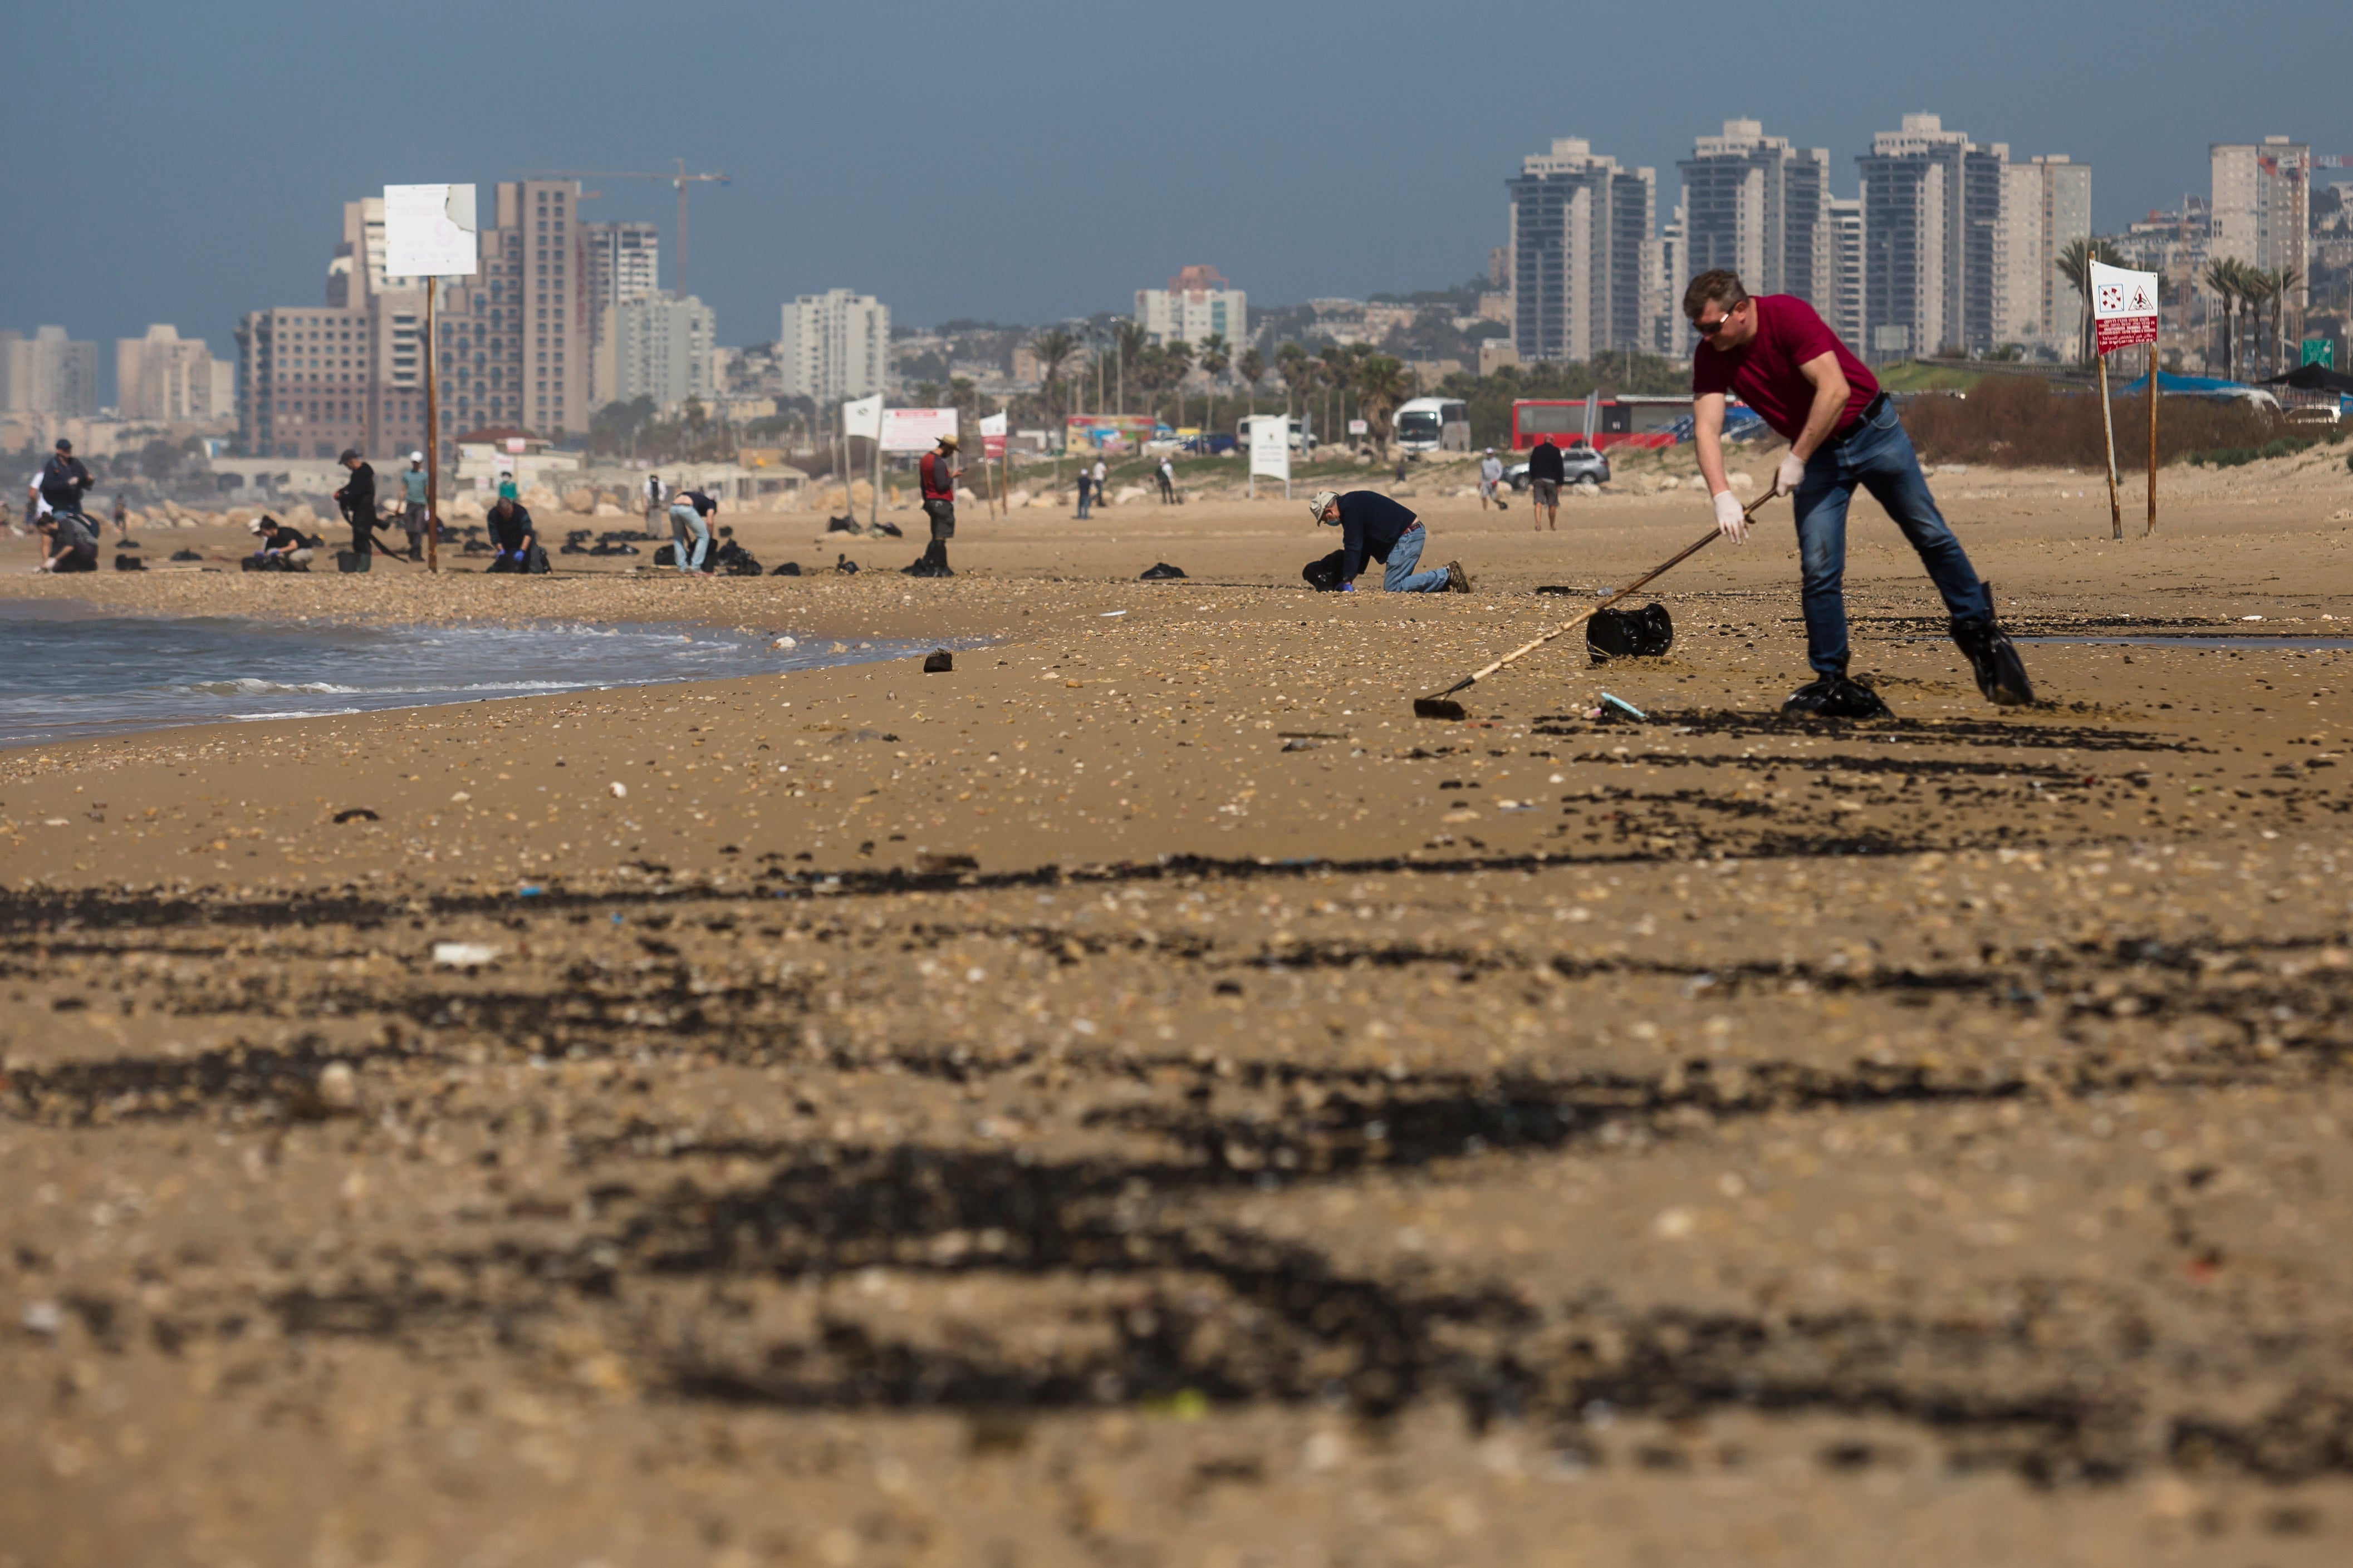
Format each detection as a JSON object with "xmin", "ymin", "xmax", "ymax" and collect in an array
[
  {"xmin": 1775, "ymin": 453, "xmax": 1807, "ymax": 496},
  {"xmin": 1712, "ymin": 489, "xmax": 1748, "ymax": 543}
]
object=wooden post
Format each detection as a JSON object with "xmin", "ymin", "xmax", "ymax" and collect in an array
[
  {"xmin": 2096, "ymin": 347, "xmax": 2122, "ymax": 540},
  {"xmin": 424, "ymin": 276, "xmax": 440, "ymax": 573},
  {"xmin": 2145, "ymin": 341, "xmax": 2159, "ymax": 535}
]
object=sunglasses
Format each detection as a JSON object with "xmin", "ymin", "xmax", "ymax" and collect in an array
[{"xmin": 1694, "ymin": 302, "xmax": 1747, "ymax": 336}]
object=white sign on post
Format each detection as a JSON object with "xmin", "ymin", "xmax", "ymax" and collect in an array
[
  {"xmin": 880, "ymin": 407, "xmax": 959, "ymax": 452},
  {"xmin": 383, "ymin": 184, "xmax": 479, "ymax": 278},
  {"xmin": 841, "ymin": 395, "xmax": 883, "ymax": 440},
  {"xmin": 1246, "ymin": 415, "xmax": 1290, "ymax": 493},
  {"xmin": 2090, "ymin": 259, "xmax": 2160, "ymax": 354}
]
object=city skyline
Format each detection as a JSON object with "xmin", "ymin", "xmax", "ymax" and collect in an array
[{"xmin": 7, "ymin": 0, "xmax": 2344, "ymax": 401}]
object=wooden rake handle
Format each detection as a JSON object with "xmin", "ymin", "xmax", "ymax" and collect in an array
[{"xmin": 1449, "ymin": 490, "xmax": 1774, "ymax": 693}]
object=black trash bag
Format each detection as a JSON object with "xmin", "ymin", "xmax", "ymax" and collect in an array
[
  {"xmin": 769, "ymin": 561, "xmax": 802, "ymax": 577},
  {"xmin": 874, "ymin": 520, "xmax": 904, "ymax": 538},
  {"xmin": 114, "ymin": 552, "xmax": 146, "ymax": 572},
  {"xmin": 170, "ymin": 548, "xmax": 203, "ymax": 562},
  {"xmin": 835, "ymin": 553, "xmax": 860, "ymax": 575},
  {"xmin": 1301, "ymin": 549, "xmax": 1347, "ymax": 592},
  {"xmin": 653, "ymin": 543, "xmax": 677, "ymax": 566},
  {"xmin": 825, "ymin": 514, "xmax": 861, "ymax": 534},
  {"xmin": 901, "ymin": 549, "xmax": 953, "ymax": 578},
  {"xmin": 923, "ymin": 650, "xmax": 954, "ymax": 673},
  {"xmin": 714, "ymin": 535, "xmax": 762, "ymax": 576},
  {"xmin": 1139, "ymin": 562, "xmax": 1187, "ymax": 580},
  {"xmin": 1586, "ymin": 602, "xmax": 1674, "ymax": 661}
]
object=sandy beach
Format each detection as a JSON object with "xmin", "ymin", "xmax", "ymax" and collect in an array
[{"xmin": 4, "ymin": 447, "xmax": 2353, "ymax": 1565}]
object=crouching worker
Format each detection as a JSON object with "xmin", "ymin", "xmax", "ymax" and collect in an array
[
  {"xmin": 486, "ymin": 494, "xmax": 541, "ymax": 573},
  {"xmin": 244, "ymin": 514, "xmax": 312, "ymax": 571},
  {"xmin": 1311, "ymin": 488, "xmax": 1470, "ymax": 594},
  {"xmin": 36, "ymin": 507, "xmax": 99, "ymax": 573},
  {"xmin": 1686, "ymin": 267, "xmax": 2031, "ymax": 717}
]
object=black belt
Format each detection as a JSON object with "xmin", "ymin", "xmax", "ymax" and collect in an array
[{"xmin": 1830, "ymin": 391, "xmax": 1890, "ymax": 446}]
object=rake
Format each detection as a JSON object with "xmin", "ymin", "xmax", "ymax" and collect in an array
[{"xmin": 1412, "ymin": 489, "xmax": 1776, "ymax": 721}]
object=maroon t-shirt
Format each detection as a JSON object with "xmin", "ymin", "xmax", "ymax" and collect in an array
[{"xmin": 1691, "ymin": 294, "xmax": 1878, "ymax": 443}]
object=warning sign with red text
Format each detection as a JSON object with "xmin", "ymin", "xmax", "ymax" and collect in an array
[{"xmin": 2091, "ymin": 260, "xmax": 2160, "ymax": 354}]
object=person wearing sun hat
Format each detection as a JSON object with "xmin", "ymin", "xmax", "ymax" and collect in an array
[
  {"xmin": 1310, "ymin": 488, "xmax": 1468, "ymax": 594},
  {"xmin": 905, "ymin": 431, "xmax": 964, "ymax": 577}
]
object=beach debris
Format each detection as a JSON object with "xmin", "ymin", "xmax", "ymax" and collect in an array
[
  {"xmin": 316, "ymin": 1061, "xmax": 359, "ymax": 1109},
  {"xmin": 915, "ymin": 851, "xmax": 979, "ymax": 874},
  {"xmin": 835, "ymin": 553, "xmax": 860, "ymax": 575},
  {"xmin": 923, "ymin": 650, "xmax": 955, "ymax": 673},
  {"xmin": 1139, "ymin": 562, "xmax": 1188, "ymax": 580},
  {"xmin": 1586, "ymin": 602, "xmax": 1675, "ymax": 662},
  {"xmin": 772, "ymin": 636, "xmax": 798, "ymax": 650},
  {"xmin": 826, "ymin": 515, "xmax": 862, "ymax": 534},
  {"xmin": 609, "ymin": 781, "xmax": 629, "ymax": 798},
  {"xmin": 332, "ymin": 807, "xmax": 379, "ymax": 824},
  {"xmin": 1599, "ymin": 692, "xmax": 1649, "ymax": 721},
  {"xmin": 432, "ymin": 942, "xmax": 501, "ymax": 968},
  {"xmin": 20, "ymin": 1301, "xmax": 63, "ymax": 1336},
  {"xmin": 874, "ymin": 520, "xmax": 904, "ymax": 537},
  {"xmin": 1100, "ymin": 610, "xmax": 1128, "ymax": 617},
  {"xmin": 770, "ymin": 561, "xmax": 803, "ymax": 576}
]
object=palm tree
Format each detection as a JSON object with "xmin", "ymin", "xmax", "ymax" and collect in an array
[
  {"xmin": 1161, "ymin": 339, "xmax": 1195, "ymax": 430},
  {"xmin": 1028, "ymin": 327, "xmax": 1079, "ymax": 424},
  {"xmin": 1115, "ymin": 320, "xmax": 1150, "ymax": 416},
  {"xmin": 2054, "ymin": 237, "xmax": 2122, "ymax": 364},
  {"xmin": 1275, "ymin": 342, "xmax": 1310, "ymax": 421},
  {"xmin": 1318, "ymin": 344, "xmax": 1360, "ymax": 448},
  {"xmin": 1197, "ymin": 334, "xmax": 1231, "ymax": 436},
  {"xmin": 1238, "ymin": 347, "xmax": 1266, "ymax": 415},
  {"xmin": 2201, "ymin": 259, "xmax": 2243, "ymax": 380},
  {"xmin": 1353, "ymin": 355, "xmax": 1413, "ymax": 459},
  {"xmin": 2268, "ymin": 265, "xmax": 2300, "ymax": 378},
  {"xmin": 2236, "ymin": 264, "xmax": 2277, "ymax": 380}
]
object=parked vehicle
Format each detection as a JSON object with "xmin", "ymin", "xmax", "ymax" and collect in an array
[
  {"xmin": 1506, "ymin": 442, "xmax": 1610, "ymax": 490},
  {"xmin": 1393, "ymin": 397, "xmax": 1470, "ymax": 454}
]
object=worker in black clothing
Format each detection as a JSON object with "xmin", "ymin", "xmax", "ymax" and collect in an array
[
  {"xmin": 38, "ymin": 438, "xmax": 94, "ymax": 525},
  {"xmin": 486, "ymin": 495, "xmax": 538, "ymax": 573},
  {"xmin": 333, "ymin": 448, "xmax": 376, "ymax": 566},
  {"xmin": 1310, "ymin": 488, "xmax": 1470, "ymax": 594},
  {"xmin": 906, "ymin": 432, "xmax": 962, "ymax": 576},
  {"xmin": 1526, "ymin": 436, "xmax": 1566, "ymax": 530}
]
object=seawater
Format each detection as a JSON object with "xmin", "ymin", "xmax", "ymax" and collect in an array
[{"xmin": 0, "ymin": 602, "xmax": 944, "ymax": 748}]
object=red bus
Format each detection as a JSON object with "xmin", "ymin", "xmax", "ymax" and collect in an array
[{"xmin": 1509, "ymin": 395, "xmax": 1694, "ymax": 451}]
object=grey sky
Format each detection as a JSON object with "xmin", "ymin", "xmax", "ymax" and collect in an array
[{"xmin": 7, "ymin": 0, "xmax": 2343, "ymax": 398}]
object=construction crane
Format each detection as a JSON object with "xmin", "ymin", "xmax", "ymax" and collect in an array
[{"xmin": 514, "ymin": 160, "xmax": 729, "ymax": 294}]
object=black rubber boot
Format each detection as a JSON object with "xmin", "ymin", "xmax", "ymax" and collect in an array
[
  {"xmin": 1950, "ymin": 590, "xmax": 2035, "ymax": 705},
  {"xmin": 901, "ymin": 540, "xmax": 953, "ymax": 578},
  {"xmin": 1783, "ymin": 671, "xmax": 1893, "ymax": 720}
]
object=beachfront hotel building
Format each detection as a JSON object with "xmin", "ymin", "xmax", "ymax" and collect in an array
[
  {"xmin": 1506, "ymin": 137, "xmax": 1657, "ymax": 364},
  {"xmin": 779, "ymin": 289, "xmax": 890, "ymax": 405},
  {"xmin": 1676, "ymin": 121, "xmax": 1832, "ymax": 312},
  {"xmin": 1135, "ymin": 265, "xmax": 1247, "ymax": 350}
]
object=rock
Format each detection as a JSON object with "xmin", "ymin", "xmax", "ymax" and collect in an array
[
  {"xmin": 850, "ymin": 480, "xmax": 874, "ymax": 508},
  {"xmin": 286, "ymin": 505, "xmax": 318, "ymax": 527},
  {"xmin": 563, "ymin": 487, "xmax": 596, "ymax": 514},
  {"xmin": 316, "ymin": 1061, "xmax": 359, "ymax": 1109},
  {"xmin": 955, "ymin": 486, "xmax": 979, "ymax": 505},
  {"xmin": 450, "ymin": 495, "xmax": 486, "ymax": 520},
  {"xmin": 772, "ymin": 636, "xmax": 797, "ymax": 649},
  {"xmin": 431, "ymin": 942, "xmax": 501, "ymax": 968},
  {"xmin": 522, "ymin": 484, "xmax": 561, "ymax": 511},
  {"xmin": 609, "ymin": 781, "xmax": 628, "ymax": 798},
  {"xmin": 1112, "ymin": 485, "xmax": 1148, "ymax": 505},
  {"xmin": 1727, "ymin": 471, "xmax": 1755, "ymax": 494},
  {"xmin": 1007, "ymin": 489, "xmax": 1033, "ymax": 509},
  {"xmin": 923, "ymin": 650, "xmax": 954, "ymax": 672},
  {"xmin": 593, "ymin": 502, "xmax": 626, "ymax": 518}
]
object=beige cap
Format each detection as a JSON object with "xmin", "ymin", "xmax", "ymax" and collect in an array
[{"xmin": 1309, "ymin": 489, "xmax": 1341, "ymax": 522}]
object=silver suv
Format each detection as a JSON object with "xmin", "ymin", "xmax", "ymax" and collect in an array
[{"xmin": 1506, "ymin": 441, "xmax": 1610, "ymax": 491}]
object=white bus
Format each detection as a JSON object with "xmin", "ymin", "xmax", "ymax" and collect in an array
[{"xmin": 1394, "ymin": 396, "xmax": 1470, "ymax": 454}]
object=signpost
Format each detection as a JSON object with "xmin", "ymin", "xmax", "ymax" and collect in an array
[
  {"xmin": 2090, "ymin": 259, "xmax": 2161, "ymax": 538},
  {"xmin": 1244, "ymin": 414, "xmax": 1290, "ymax": 500},
  {"xmin": 842, "ymin": 394, "xmax": 883, "ymax": 528},
  {"xmin": 383, "ymin": 184, "xmax": 479, "ymax": 572},
  {"xmin": 979, "ymin": 412, "xmax": 1008, "ymax": 517}
]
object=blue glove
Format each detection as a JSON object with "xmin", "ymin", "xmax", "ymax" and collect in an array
[{"xmin": 1339, "ymin": 582, "xmax": 1355, "ymax": 593}]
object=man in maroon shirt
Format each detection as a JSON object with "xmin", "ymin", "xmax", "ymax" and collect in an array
[
  {"xmin": 1687, "ymin": 268, "xmax": 2032, "ymax": 716},
  {"xmin": 906, "ymin": 432, "xmax": 962, "ymax": 577}
]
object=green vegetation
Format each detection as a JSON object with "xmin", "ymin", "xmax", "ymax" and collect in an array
[{"xmin": 1875, "ymin": 361, "xmax": 1985, "ymax": 393}]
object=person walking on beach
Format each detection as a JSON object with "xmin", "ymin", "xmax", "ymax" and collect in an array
[
  {"xmin": 1478, "ymin": 448, "xmax": 1504, "ymax": 510},
  {"xmin": 1091, "ymin": 456, "xmax": 1107, "ymax": 509},
  {"xmin": 643, "ymin": 472, "xmax": 665, "ymax": 537},
  {"xmin": 1311, "ymin": 488, "xmax": 1470, "ymax": 595},
  {"xmin": 1075, "ymin": 460, "xmax": 1093, "ymax": 519},
  {"xmin": 333, "ymin": 448, "xmax": 376, "ymax": 566},
  {"xmin": 1156, "ymin": 455, "xmax": 1176, "ymax": 504},
  {"xmin": 398, "ymin": 453, "xmax": 429, "ymax": 559},
  {"xmin": 906, "ymin": 432, "xmax": 962, "ymax": 577},
  {"xmin": 669, "ymin": 486, "xmax": 716, "ymax": 574},
  {"xmin": 1526, "ymin": 435, "xmax": 1565, "ymax": 531},
  {"xmin": 1685, "ymin": 267, "xmax": 2032, "ymax": 717},
  {"xmin": 111, "ymin": 494, "xmax": 129, "ymax": 542},
  {"xmin": 486, "ymin": 493, "xmax": 539, "ymax": 573}
]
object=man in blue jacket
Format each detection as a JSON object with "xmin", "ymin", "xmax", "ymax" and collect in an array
[{"xmin": 1311, "ymin": 488, "xmax": 1469, "ymax": 593}]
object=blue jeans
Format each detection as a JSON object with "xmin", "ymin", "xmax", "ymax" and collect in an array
[
  {"xmin": 1076, "ymin": 483, "xmax": 1092, "ymax": 518},
  {"xmin": 670, "ymin": 503, "xmax": 708, "ymax": 572},
  {"xmin": 1382, "ymin": 523, "xmax": 1450, "ymax": 592},
  {"xmin": 1791, "ymin": 402, "xmax": 1992, "ymax": 676}
]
